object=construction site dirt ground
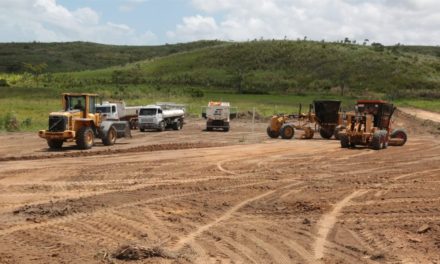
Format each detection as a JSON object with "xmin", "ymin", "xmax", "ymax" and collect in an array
[{"xmin": 0, "ymin": 111, "xmax": 440, "ymax": 264}]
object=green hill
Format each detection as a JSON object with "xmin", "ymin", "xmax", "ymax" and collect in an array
[
  {"xmin": 49, "ymin": 40, "xmax": 439, "ymax": 99},
  {"xmin": 0, "ymin": 40, "xmax": 224, "ymax": 73}
]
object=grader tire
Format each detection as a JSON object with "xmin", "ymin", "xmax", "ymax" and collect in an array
[
  {"xmin": 102, "ymin": 126, "xmax": 117, "ymax": 146},
  {"xmin": 390, "ymin": 128, "xmax": 407, "ymax": 146},
  {"xmin": 280, "ymin": 125, "xmax": 294, "ymax": 139},
  {"xmin": 76, "ymin": 126, "xmax": 94, "ymax": 150},
  {"xmin": 47, "ymin": 139, "xmax": 63, "ymax": 149},
  {"xmin": 333, "ymin": 125, "xmax": 344, "ymax": 140},
  {"xmin": 319, "ymin": 127, "xmax": 333, "ymax": 139},
  {"xmin": 267, "ymin": 126, "xmax": 280, "ymax": 138},
  {"xmin": 371, "ymin": 131, "xmax": 383, "ymax": 150},
  {"xmin": 340, "ymin": 134, "xmax": 349, "ymax": 148}
]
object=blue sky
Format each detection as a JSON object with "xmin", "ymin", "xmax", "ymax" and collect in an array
[{"xmin": 0, "ymin": 0, "xmax": 439, "ymax": 45}]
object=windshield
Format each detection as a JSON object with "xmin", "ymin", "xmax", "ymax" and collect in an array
[
  {"xmin": 65, "ymin": 95, "xmax": 86, "ymax": 111},
  {"xmin": 139, "ymin": 108, "xmax": 157, "ymax": 116},
  {"xmin": 96, "ymin": 106, "xmax": 111, "ymax": 113}
]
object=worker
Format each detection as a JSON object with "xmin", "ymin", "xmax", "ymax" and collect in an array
[{"xmin": 74, "ymin": 100, "xmax": 84, "ymax": 111}]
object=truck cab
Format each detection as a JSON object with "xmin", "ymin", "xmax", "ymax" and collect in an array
[{"xmin": 96, "ymin": 102, "xmax": 120, "ymax": 120}]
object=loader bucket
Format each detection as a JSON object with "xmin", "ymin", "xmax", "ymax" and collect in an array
[{"xmin": 313, "ymin": 100, "xmax": 341, "ymax": 125}]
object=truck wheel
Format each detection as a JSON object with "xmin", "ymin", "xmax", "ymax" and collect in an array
[
  {"xmin": 140, "ymin": 128, "xmax": 145, "ymax": 132},
  {"xmin": 390, "ymin": 128, "xmax": 407, "ymax": 146},
  {"xmin": 340, "ymin": 134, "xmax": 349, "ymax": 148},
  {"xmin": 172, "ymin": 120, "xmax": 181, "ymax": 130},
  {"xmin": 206, "ymin": 127, "xmax": 213, "ymax": 131},
  {"xmin": 102, "ymin": 126, "xmax": 117, "ymax": 146},
  {"xmin": 280, "ymin": 124, "xmax": 294, "ymax": 139},
  {"xmin": 267, "ymin": 126, "xmax": 279, "ymax": 138},
  {"xmin": 223, "ymin": 126, "xmax": 229, "ymax": 132},
  {"xmin": 76, "ymin": 126, "xmax": 94, "ymax": 150},
  {"xmin": 47, "ymin": 139, "xmax": 63, "ymax": 149},
  {"xmin": 371, "ymin": 131, "xmax": 383, "ymax": 150},
  {"xmin": 158, "ymin": 121, "xmax": 165, "ymax": 132}
]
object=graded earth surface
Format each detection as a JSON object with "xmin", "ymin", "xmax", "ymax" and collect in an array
[{"xmin": 0, "ymin": 112, "xmax": 439, "ymax": 264}]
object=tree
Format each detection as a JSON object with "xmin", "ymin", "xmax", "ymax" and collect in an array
[{"xmin": 23, "ymin": 62, "xmax": 47, "ymax": 87}]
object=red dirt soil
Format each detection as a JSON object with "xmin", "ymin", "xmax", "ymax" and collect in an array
[{"xmin": 0, "ymin": 116, "xmax": 439, "ymax": 263}]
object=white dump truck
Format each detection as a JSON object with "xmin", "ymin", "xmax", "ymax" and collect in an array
[
  {"xmin": 138, "ymin": 103, "xmax": 185, "ymax": 132},
  {"xmin": 202, "ymin": 101, "xmax": 236, "ymax": 132},
  {"xmin": 96, "ymin": 101, "xmax": 141, "ymax": 129}
]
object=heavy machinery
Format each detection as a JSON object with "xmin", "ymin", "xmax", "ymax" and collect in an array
[
  {"xmin": 202, "ymin": 101, "xmax": 237, "ymax": 132},
  {"xmin": 138, "ymin": 103, "xmax": 185, "ymax": 132},
  {"xmin": 96, "ymin": 101, "xmax": 142, "ymax": 129},
  {"xmin": 338, "ymin": 100, "xmax": 407, "ymax": 150},
  {"xmin": 38, "ymin": 93, "xmax": 131, "ymax": 150},
  {"xmin": 267, "ymin": 100, "xmax": 343, "ymax": 140}
]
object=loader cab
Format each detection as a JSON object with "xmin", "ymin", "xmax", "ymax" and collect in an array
[
  {"xmin": 356, "ymin": 100, "xmax": 394, "ymax": 130},
  {"xmin": 63, "ymin": 93, "xmax": 98, "ymax": 118}
]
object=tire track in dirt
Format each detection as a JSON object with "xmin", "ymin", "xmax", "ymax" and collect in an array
[
  {"xmin": 171, "ymin": 182, "xmax": 299, "ymax": 252},
  {"xmin": 313, "ymin": 189, "xmax": 368, "ymax": 260}
]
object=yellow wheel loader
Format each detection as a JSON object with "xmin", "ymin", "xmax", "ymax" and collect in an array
[
  {"xmin": 267, "ymin": 100, "xmax": 343, "ymax": 140},
  {"xmin": 38, "ymin": 93, "xmax": 131, "ymax": 150}
]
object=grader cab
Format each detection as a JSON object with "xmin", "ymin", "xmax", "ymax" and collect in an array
[
  {"xmin": 267, "ymin": 100, "xmax": 343, "ymax": 140},
  {"xmin": 38, "ymin": 93, "xmax": 130, "ymax": 150},
  {"xmin": 339, "ymin": 100, "xmax": 407, "ymax": 150}
]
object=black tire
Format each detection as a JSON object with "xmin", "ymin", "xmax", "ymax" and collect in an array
[
  {"xmin": 267, "ymin": 126, "xmax": 279, "ymax": 138},
  {"xmin": 319, "ymin": 126, "xmax": 334, "ymax": 139},
  {"xmin": 207, "ymin": 127, "xmax": 213, "ymax": 131},
  {"xmin": 102, "ymin": 126, "xmax": 117, "ymax": 146},
  {"xmin": 371, "ymin": 131, "xmax": 382, "ymax": 150},
  {"xmin": 47, "ymin": 139, "xmax": 63, "ymax": 149},
  {"xmin": 280, "ymin": 124, "xmax": 294, "ymax": 139},
  {"xmin": 340, "ymin": 134, "xmax": 349, "ymax": 148},
  {"xmin": 140, "ymin": 128, "xmax": 145, "ymax": 132},
  {"xmin": 223, "ymin": 126, "xmax": 229, "ymax": 132},
  {"xmin": 158, "ymin": 121, "xmax": 165, "ymax": 132},
  {"xmin": 76, "ymin": 126, "xmax": 94, "ymax": 150},
  {"xmin": 334, "ymin": 125, "xmax": 344, "ymax": 140},
  {"xmin": 390, "ymin": 128, "xmax": 407, "ymax": 146},
  {"xmin": 172, "ymin": 120, "xmax": 181, "ymax": 130}
]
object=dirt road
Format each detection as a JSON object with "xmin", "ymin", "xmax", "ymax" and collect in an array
[{"xmin": 0, "ymin": 118, "xmax": 439, "ymax": 263}]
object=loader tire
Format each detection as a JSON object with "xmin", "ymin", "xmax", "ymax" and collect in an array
[
  {"xmin": 319, "ymin": 127, "xmax": 333, "ymax": 139},
  {"xmin": 280, "ymin": 124, "xmax": 294, "ymax": 139},
  {"xmin": 76, "ymin": 126, "xmax": 94, "ymax": 150},
  {"xmin": 102, "ymin": 126, "xmax": 117, "ymax": 146},
  {"xmin": 390, "ymin": 128, "xmax": 407, "ymax": 146},
  {"xmin": 47, "ymin": 139, "xmax": 63, "ymax": 149},
  {"xmin": 340, "ymin": 134, "xmax": 349, "ymax": 148},
  {"xmin": 267, "ymin": 126, "xmax": 279, "ymax": 138},
  {"xmin": 371, "ymin": 131, "xmax": 383, "ymax": 150}
]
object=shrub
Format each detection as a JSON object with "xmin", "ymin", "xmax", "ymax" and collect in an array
[
  {"xmin": 188, "ymin": 87, "xmax": 204, "ymax": 98},
  {"xmin": 3, "ymin": 112, "xmax": 20, "ymax": 132},
  {"xmin": 0, "ymin": 79, "xmax": 8, "ymax": 87}
]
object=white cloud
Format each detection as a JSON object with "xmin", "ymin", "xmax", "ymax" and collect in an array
[
  {"xmin": 0, "ymin": 0, "xmax": 157, "ymax": 45},
  {"xmin": 166, "ymin": 0, "xmax": 440, "ymax": 45}
]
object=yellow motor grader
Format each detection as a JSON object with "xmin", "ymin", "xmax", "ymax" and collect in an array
[
  {"xmin": 267, "ymin": 100, "xmax": 343, "ymax": 140},
  {"xmin": 338, "ymin": 100, "xmax": 407, "ymax": 150},
  {"xmin": 38, "ymin": 93, "xmax": 131, "ymax": 150}
]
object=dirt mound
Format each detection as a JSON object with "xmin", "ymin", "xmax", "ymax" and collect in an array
[
  {"xmin": 394, "ymin": 109, "xmax": 440, "ymax": 136},
  {"xmin": 237, "ymin": 110, "xmax": 266, "ymax": 121},
  {"xmin": 112, "ymin": 244, "xmax": 176, "ymax": 260},
  {"xmin": 0, "ymin": 142, "xmax": 224, "ymax": 162},
  {"xmin": 13, "ymin": 198, "xmax": 101, "ymax": 222}
]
